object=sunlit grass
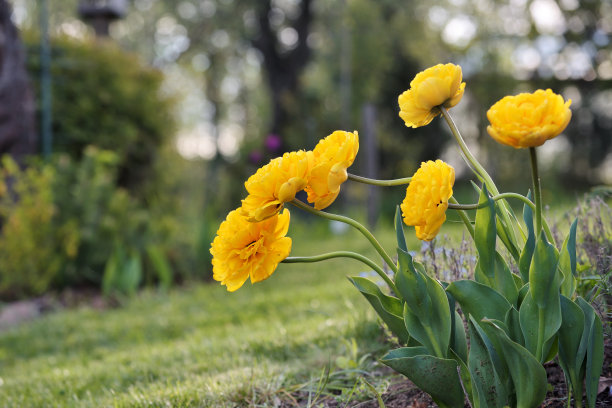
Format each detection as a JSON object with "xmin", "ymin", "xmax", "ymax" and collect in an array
[{"xmin": 0, "ymin": 217, "xmax": 429, "ymax": 407}]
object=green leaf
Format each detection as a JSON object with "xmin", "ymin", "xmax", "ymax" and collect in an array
[
  {"xmin": 381, "ymin": 347, "xmax": 465, "ymax": 408},
  {"xmin": 559, "ymin": 219, "xmax": 578, "ymax": 297},
  {"xmin": 474, "ymin": 184, "xmax": 495, "ymax": 276},
  {"xmin": 475, "ymin": 253, "xmax": 518, "ymax": 305},
  {"xmin": 119, "ymin": 251, "xmax": 142, "ymax": 296},
  {"xmin": 450, "ymin": 348, "xmax": 473, "ymax": 404},
  {"xmin": 505, "ymin": 306, "xmax": 524, "ymax": 346},
  {"xmin": 446, "ymin": 279, "xmax": 511, "ymax": 323},
  {"xmin": 558, "ymin": 295, "xmax": 586, "ymax": 402},
  {"xmin": 518, "ymin": 191, "xmax": 535, "ymax": 284},
  {"xmin": 451, "ymin": 310, "xmax": 467, "ymax": 363},
  {"xmin": 519, "ymin": 288, "xmax": 561, "ymax": 362},
  {"xmin": 102, "ymin": 247, "xmax": 122, "ymax": 296},
  {"xmin": 396, "ymin": 248, "xmax": 430, "ymax": 317},
  {"xmin": 576, "ymin": 297, "xmax": 604, "ymax": 408},
  {"xmin": 146, "ymin": 245, "xmax": 173, "ymax": 289},
  {"xmin": 481, "ymin": 319, "xmax": 548, "ymax": 408},
  {"xmin": 349, "ymin": 276, "xmax": 409, "ymax": 344},
  {"xmin": 394, "ymin": 205, "xmax": 407, "ymax": 253},
  {"xmin": 529, "ymin": 231, "xmax": 560, "ymax": 309},
  {"xmin": 468, "ymin": 318, "xmax": 508, "ymax": 408},
  {"xmin": 403, "ymin": 274, "xmax": 451, "ymax": 359}
]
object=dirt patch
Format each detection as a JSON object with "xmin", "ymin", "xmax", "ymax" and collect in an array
[
  {"xmin": 282, "ymin": 338, "xmax": 612, "ymax": 407},
  {"xmin": 0, "ymin": 289, "xmax": 117, "ymax": 331}
]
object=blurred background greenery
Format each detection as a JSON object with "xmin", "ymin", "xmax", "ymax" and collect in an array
[{"xmin": 0, "ymin": 0, "xmax": 610, "ymax": 299}]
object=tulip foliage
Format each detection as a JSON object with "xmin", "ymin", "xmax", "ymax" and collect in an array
[{"xmin": 212, "ymin": 64, "xmax": 604, "ymax": 407}]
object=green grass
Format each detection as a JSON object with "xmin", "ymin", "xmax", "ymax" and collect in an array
[{"xmin": 0, "ymin": 220, "xmax": 421, "ymax": 408}]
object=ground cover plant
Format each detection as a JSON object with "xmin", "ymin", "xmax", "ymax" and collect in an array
[{"xmin": 211, "ymin": 63, "xmax": 606, "ymax": 407}]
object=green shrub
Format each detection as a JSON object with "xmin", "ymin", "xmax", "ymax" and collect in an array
[
  {"xmin": 0, "ymin": 157, "xmax": 67, "ymax": 298},
  {"xmin": 25, "ymin": 35, "xmax": 176, "ymax": 198},
  {"xmin": 0, "ymin": 147, "xmax": 178, "ymax": 299}
]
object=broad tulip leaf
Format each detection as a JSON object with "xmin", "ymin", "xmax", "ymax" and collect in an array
[
  {"xmin": 519, "ymin": 191, "xmax": 536, "ymax": 284},
  {"xmin": 394, "ymin": 205, "xmax": 408, "ymax": 253},
  {"xmin": 474, "ymin": 184, "xmax": 496, "ymax": 276},
  {"xmin": 559, "ymin": 219, "xmax": 578, "ymax": 297},
  {"xmin": 468, "ymin": 318, "xmax": 508, "ymax": 408},
  {"xmin": 576, "ymin": 297, "xmax": 604, "ymax": 408},
  {"xmin": 446, "ymin": 279, "xmax": 511, "ymax": 323},
  {"xmin": 529, "ymin": 231, "xmax": 560, "ymax": 309},
  {"xmin": 403, "ymin": 275, "xmax": 451, "ymax": 359},
  {"xmin": 381, "ymin": 347, "xmax": 465, "ymax": 408},
  {"xmin": 349, "ymin": 276, "xmax": 409, "ymax": 344},
  {"xmin": 475, "ymin": 252, "xmax": 518, "ymax": 306},
  {"xmin": 450, "ymin": 348, "xmax": 473, "ymax": 404},
  {"xmin": 518, "ymin": 283, "xmax": 529, "ymax": 307},
  {"xmin": 519, "ymin": 288, "xmax": 561, "ymax": 362},
  {"xmin": 451, "ymin": 310, "xmax": 468, "ymax": 363},
  {"xmin": 558, "ymin": 295, "xmax": 586, "ymax": 402},
  {"xmin": 396, "ymin": 248, "xmax": 431, "ymax": 317},
  {"xmin": 505, "ymin": 306, "xmax": 524, "ymax": 346},
  {"xmin": 482, "ymin": 319, "xmax": 548, "ymax": 408}
]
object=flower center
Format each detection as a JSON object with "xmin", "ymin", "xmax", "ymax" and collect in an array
[{"xmin": 240, "ymin": 238, "xmax": 265, "ymax": 260}]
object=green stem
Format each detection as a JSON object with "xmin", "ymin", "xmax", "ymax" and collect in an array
[
  {"xmin": 448, "ymin": 192, "xmax": 535, "ymax": 211},
  {"xmin": 283, "ymin": 251, "xmax": 398, "ymax": 296},
  {"xmin": 348, "ymin": 173, "xmax": 412, "ymax": 186},
  {"xmin": 449, "ymin": 197, "xmax": 475, "ymax": 240},
  {"xmin": 290, "ymin": 199, "xmax": 398, "ymax": 275},
  {"xmin": 440, "ymin": 106, "xmax": 498, "ymax": 194},
  {"xmin": 530, "ymin": 147, "xmax": 543, "ymax": 234},
  {"xmin": 440, "ymin": 106, "xmax": 521, "ymax": 249}
]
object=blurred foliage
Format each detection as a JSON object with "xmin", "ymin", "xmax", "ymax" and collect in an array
[
  {"xmin": 0, "ymin": 146, "xmax": 212, "ymax": 299},
  {"xmin": 0, "ymin": 156, "xmax": 64, "ymax": 297},
  {"xmin": 24, "ymin": 34, "xmax": 176, "ymax": 198}
]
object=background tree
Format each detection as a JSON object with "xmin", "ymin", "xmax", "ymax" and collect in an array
[{"xmin": 0, "ymin": 0, "xmax": 36, "ymax": 162}]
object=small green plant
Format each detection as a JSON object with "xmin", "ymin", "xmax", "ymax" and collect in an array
[{"xmin": 211, "ymin": 64, "xmax": 605, "ymax": 407}]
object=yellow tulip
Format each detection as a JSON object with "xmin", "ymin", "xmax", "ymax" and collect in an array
[
  {"xmin": 211, "ymin": 209, "xmax": 292, "ymax": 291},
  {"xmin": 305, "ymin": 130, "xmax": 359, "ymax": 210},
  {"xmin": 487, "ymin": 89, "xmax": 572, "ymax": 148},
  {"xmin": 398, "ymin": 63, "xmax": 465, "ymax": 128},
  {"xmin": 401, "ymin": 160, "xmax": 455, "ymax": 241}
]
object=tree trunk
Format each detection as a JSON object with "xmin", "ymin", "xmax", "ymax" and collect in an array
[
  {"xmin": 252, "ymin": 0, "xmax": 312, "ymax": 150},
  {"xmin": 0, "ymin": 0, "xmax": 37, "ymax": 163}
]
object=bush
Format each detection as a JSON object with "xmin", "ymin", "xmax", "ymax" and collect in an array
[
  {"xmin": 25, "ymin": 35, "xmax": 176, "ymax": 198},
  {"xmin": 0, "ymin": 157, "xmax": 67, "ymax": 298},
  {"xmin": 0, "ymin": 147, "xmax": 178, "ymax": 299}
]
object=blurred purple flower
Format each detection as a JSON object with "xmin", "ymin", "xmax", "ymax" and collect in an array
[
  {"xmin": 265, "ymin": 133, "xmax": 282, "ymax": 152},
  {"xmin": 248, "ymin": 150, "xmax": 263, "ymax": 165}
]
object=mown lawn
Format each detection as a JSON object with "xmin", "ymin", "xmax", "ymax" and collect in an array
[{"xmin": 0, "ymin": 217, "xmax": 437, "ymax": 408}]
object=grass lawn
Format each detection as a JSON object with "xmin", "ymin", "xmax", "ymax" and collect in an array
[{"xmin": 0, "ymin": 218, "xmax": 435, "ymax": 408}]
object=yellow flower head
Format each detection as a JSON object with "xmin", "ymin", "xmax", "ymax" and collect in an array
[
  {"xmin": 305, "ymin": 130, "xmax": 359, "ymax": 210},
  {"xmin": 211, "ymin": 208, "xmax": 292, "ymax": 292},
  {"xmin": 241, "ymin": 150, "xmax": 313, "ymax": 222},
  {"xmin": 486, "ymin": 89, "xmax": 572, "ymax": 149},
  {"xmin": 401, "ymin": 160, "xmax": 455, "ymax": 241},
  {"xmin": 398, "ymin": 63, "xmax": 465, "ymax": 128}
]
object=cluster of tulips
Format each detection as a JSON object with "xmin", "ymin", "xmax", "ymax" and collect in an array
[{"xmin": 211, "ymin": 63, "xmax": 603, "ymax": 408}]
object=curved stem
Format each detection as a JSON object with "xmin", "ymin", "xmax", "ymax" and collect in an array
[
  {"xmin": 290, "ymin": 199, "xmax": 398, "ymax": 275},
  {"xmin": 448, "ymin": 193, "xmax": 536, "ymax": 211},
  {"xmin": 449, "ymin": 196, "xmax": 475, "ymax": 239},
  {"xmin": 283, "ymin": 251, "xmax": 398, "ymax": 296},
  {"xmin": 440, "ymin": 106, "xmax": 521, "ymax": 248},
  {"xmin": 440, "ymin": 106, "xmax": 498, "ymax": 194},
  {"xmin": 530, "ymin": 147, "xmax": 543, "ymax": 234},
  {"xmin": 348, "ymin": 173, "xmax": 412, "ymax": 187}
]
